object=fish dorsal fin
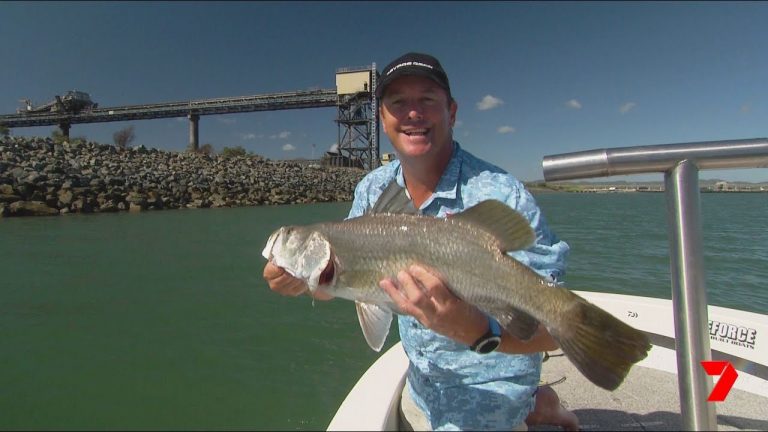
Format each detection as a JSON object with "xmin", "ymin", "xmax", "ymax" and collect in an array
[
  {"xmin": 355, "ymin": 301, "xmax": 393, "ymax": 352},
  {"xmin": 452, "ymin": 200, "xmax": 535, "ymax": 252}
]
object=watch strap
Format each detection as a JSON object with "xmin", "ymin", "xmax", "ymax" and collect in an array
[{"xmin": 470, "ymin": 315, "xmax": 502, "ymax": 354}]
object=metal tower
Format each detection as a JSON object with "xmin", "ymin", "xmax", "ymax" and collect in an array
[{"xmin": 334, "ymin": 64, "xmax": 379, "ymax": 171}]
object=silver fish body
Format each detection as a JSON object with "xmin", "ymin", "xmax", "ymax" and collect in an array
[{"xmin": 262, "ymin": 200, "xmax": 650, "ymax": 391}]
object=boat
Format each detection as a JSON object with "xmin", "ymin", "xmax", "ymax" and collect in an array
[
  {"xmin": 328, "ymin": 293, "xmax": 767, "ymax": 431},
  {"xmin": 327, "ymin": 139, "xmax": 768, "ymax": 431}
]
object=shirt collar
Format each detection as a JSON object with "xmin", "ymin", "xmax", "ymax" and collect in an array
[{"xmin": 394, "ymin": 141, "xmax": 463, "ymax": 208}]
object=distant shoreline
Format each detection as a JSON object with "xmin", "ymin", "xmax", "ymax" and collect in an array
[
  {"xmin": 525, "ymin": 182, "xmax": 768, "ymax": 194},
  {"xmin": 2, "ymin": 136, "xmax": 765, "ymax": 218}
]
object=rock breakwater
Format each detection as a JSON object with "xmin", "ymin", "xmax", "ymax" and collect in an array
[{"xmin": 0, "ymin": 136, "xmax": 367, "ymax": 217}]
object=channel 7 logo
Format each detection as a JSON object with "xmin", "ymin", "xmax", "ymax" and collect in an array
[{"xmin": 700, "ymin": 361, "xmax": 738, "ymax": 402}]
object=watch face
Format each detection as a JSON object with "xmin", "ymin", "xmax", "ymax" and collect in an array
[{"xmin": 475, "ymin": 336, "xmax": 502, "ymax": 354}]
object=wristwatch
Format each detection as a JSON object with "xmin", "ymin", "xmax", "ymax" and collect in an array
[{"xmin": 470, "ymin": 316, "xmax": 502, "ymax": 354}]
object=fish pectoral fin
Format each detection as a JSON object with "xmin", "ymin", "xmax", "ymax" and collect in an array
[
  {"xmin": 452, "ymin": 200, "xmax": 535, "ymax": 252},
  {"xmin": 355, "ymin": 301, "xmax": 393, "ymax": 352},
  {"xmin": 489, "ymin": 306, "xmax": 540, "ymax": 341}
]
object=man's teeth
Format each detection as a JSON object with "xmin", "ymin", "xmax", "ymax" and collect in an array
[{"xmin": 404, "ymin": 129, "xmax": 428, "ymax": 136}]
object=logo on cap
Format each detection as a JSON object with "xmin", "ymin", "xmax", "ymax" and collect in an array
[
  {"xmin": 376, "ymin": 52, "xmax": 450, "ymax": 98},
  {"xmin": 387, "ymin": 61, "xmax": 435, "ymax": 76}
]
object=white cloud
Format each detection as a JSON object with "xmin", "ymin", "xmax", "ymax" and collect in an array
[
  {"xmin": 240, "ymin": 133, "xmax": 257, "ymax": 140},
  {"xmin": 497, "ymin": 126, "xmax": 515, "ymax": 134},
  {"xmin": 270, "ymin": 131, "xmax": 291, "ymax": 140},
  {"xmin": 329, "ymin": 143, "xmax": 339, "ymax": 153},
  {"xmin": 217, "ymin": 117, "xmax": 236, "ymax": 125},
  {"xmin": 476, "ymin": 95, "xmax": 504, "ymax": 111},
  {"xmin": 619, "ymin": 102, "xmax": 636, "ymax": 114},
  {"xmin": 565, "ymin": 99, "xmax": 582, "ymax": 109},
  {"xmin": 282, "ymin": 144, "xmax": 296, "ymax": 151}
]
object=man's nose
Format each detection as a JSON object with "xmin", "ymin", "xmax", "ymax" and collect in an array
[{"xmin": 406, "ymin": 103, "xmax": 424, "ymax": 120}]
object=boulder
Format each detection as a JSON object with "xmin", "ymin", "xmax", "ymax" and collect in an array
[
  {"xmin": 57, "ymin": 189, "xmax": 74, "ymax": 206},
  {"xmin": 70, "ymin": 198, "xmax": 93, "ymax": 213},
  {"xmin": 0, "ymin": 194, "xmax": 21, "ymax": 204},
  {"xmin": 8, "ymin": 201, "xmax": 59, "ymax": 217},
  {"xmin": 99, "ymin": 201, "xmax": 119, "ymax": 213}
]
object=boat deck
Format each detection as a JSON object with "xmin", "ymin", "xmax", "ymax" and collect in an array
[{"xmin": 532, "ymin": 352, "xmax": 768, "ymax": 431}]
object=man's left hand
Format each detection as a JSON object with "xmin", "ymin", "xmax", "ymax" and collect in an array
[{"xmin": 379, "ymin": 264, "xmax": 488, "ymax": 345}]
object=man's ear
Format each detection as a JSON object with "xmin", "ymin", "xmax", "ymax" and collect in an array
[
  {"xmin": 379, "ymin": 107, "xmax": 388, "ymax": 134},
  {"xmin": 449, "ymin": 100, "xmax": 458, "ymax": 127}
]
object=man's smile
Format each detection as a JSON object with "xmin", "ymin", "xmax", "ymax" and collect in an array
[{"xmin": 402, "ymin": 128, "xmax": 429, "ymax": 137}]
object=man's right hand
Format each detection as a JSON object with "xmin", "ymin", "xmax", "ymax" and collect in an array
[{"xmin": 263, "ymin": 261, "xmax": 334, "ymax": 300}]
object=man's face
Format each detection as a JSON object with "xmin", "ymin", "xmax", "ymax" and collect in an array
[{"xmin": 379, "ymin": 75, "xmax": 457, "ymax": 160}]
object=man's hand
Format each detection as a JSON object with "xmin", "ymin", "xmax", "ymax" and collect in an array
[
  {"xmin": 379, "ymin": 263, "xmax": 558, "ymax": 353},
  {"xmin": 379, "ymin": 264, "xmax": 488, "ymax": 345},
  {"xmin": 263, "ymin": 261, "xmax": 333, "ymax": 300}
]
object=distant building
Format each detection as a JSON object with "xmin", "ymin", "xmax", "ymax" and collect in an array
[
  {"xmin": 322, "ymin": 151, "xmax": 364, "ymax": 169},
  {"xmin": 380, "ymin": 152, "xmax": 396, "ymax": 165}
]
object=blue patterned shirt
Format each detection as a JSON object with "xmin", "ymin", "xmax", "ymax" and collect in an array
[{"xmin": 347, "ymin": 142, "xmax": 570, "ymax": 430}]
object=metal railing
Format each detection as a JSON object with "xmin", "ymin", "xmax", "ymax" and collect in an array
[{"xmin": 542, "ymin": 138, "xmax": 768, "ymax": 431}]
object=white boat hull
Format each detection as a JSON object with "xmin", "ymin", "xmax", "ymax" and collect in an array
[{"xmin": 327, "ymin": 292, "xmax": 768, "ymax": 431}]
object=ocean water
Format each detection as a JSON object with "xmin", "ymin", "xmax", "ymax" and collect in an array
[
  {"xmin": 535, "ymin": 192, "xmax": 768, "ymax": 313},
  {"xmin": 0, "ymin": 193, "xmax": 765, "ymax": 430}
]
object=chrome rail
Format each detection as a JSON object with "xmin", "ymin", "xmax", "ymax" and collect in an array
[{"xmin": 542, "ymin": 138, "xmax": 768, "ymax": 431}]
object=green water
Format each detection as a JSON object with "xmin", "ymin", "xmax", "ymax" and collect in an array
[
  {"xmin": 0, "ymin": 193, "xmax": 766, "ymax": 429},
  {"xmin": 537, "ymin": 192, "xmax": 768, "ymax": 313}
]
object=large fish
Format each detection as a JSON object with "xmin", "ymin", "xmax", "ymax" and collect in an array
[{"xmin": 261, "ymin": 200, "xmax": 651, "ymax": 390}]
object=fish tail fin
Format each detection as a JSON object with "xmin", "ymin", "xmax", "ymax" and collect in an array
[{"xmin": 554, "ymin": 297, "xmax": 651, "ymax": 391}]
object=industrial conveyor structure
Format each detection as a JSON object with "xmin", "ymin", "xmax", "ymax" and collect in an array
[{"xmin": 0, "ymin": 64, "xmax": 381, "ymax": 170}]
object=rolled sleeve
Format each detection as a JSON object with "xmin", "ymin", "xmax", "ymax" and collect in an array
[
  {"xmin": 459, "ymin": 166, "xmax": 569, "ymax": 284},
  {"xmin": 347, "ymin": 180, "xmax": 371, "ymax": 219},
  {"xmin": 506, "ymin": 187, "xmax": 570, "ymax": 283}
]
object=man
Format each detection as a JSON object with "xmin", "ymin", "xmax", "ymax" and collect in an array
[{"xmin": 264, "ymin": 52, "xmax": 575, "ymax": 430}]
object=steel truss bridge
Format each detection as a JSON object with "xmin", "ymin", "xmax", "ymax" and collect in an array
[{"xmin": 0, "ymin": 65, "xmax": 380, "ymax": 170}]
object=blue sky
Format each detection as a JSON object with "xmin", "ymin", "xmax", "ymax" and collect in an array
[{"xmin": 1, "ymin": 1, "xmax": 766, "ymax": 182}]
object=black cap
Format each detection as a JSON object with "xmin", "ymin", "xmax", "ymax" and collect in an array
[{"xmin": 375, "ymin": 52, "xmax": 451, "ymax": 98}]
